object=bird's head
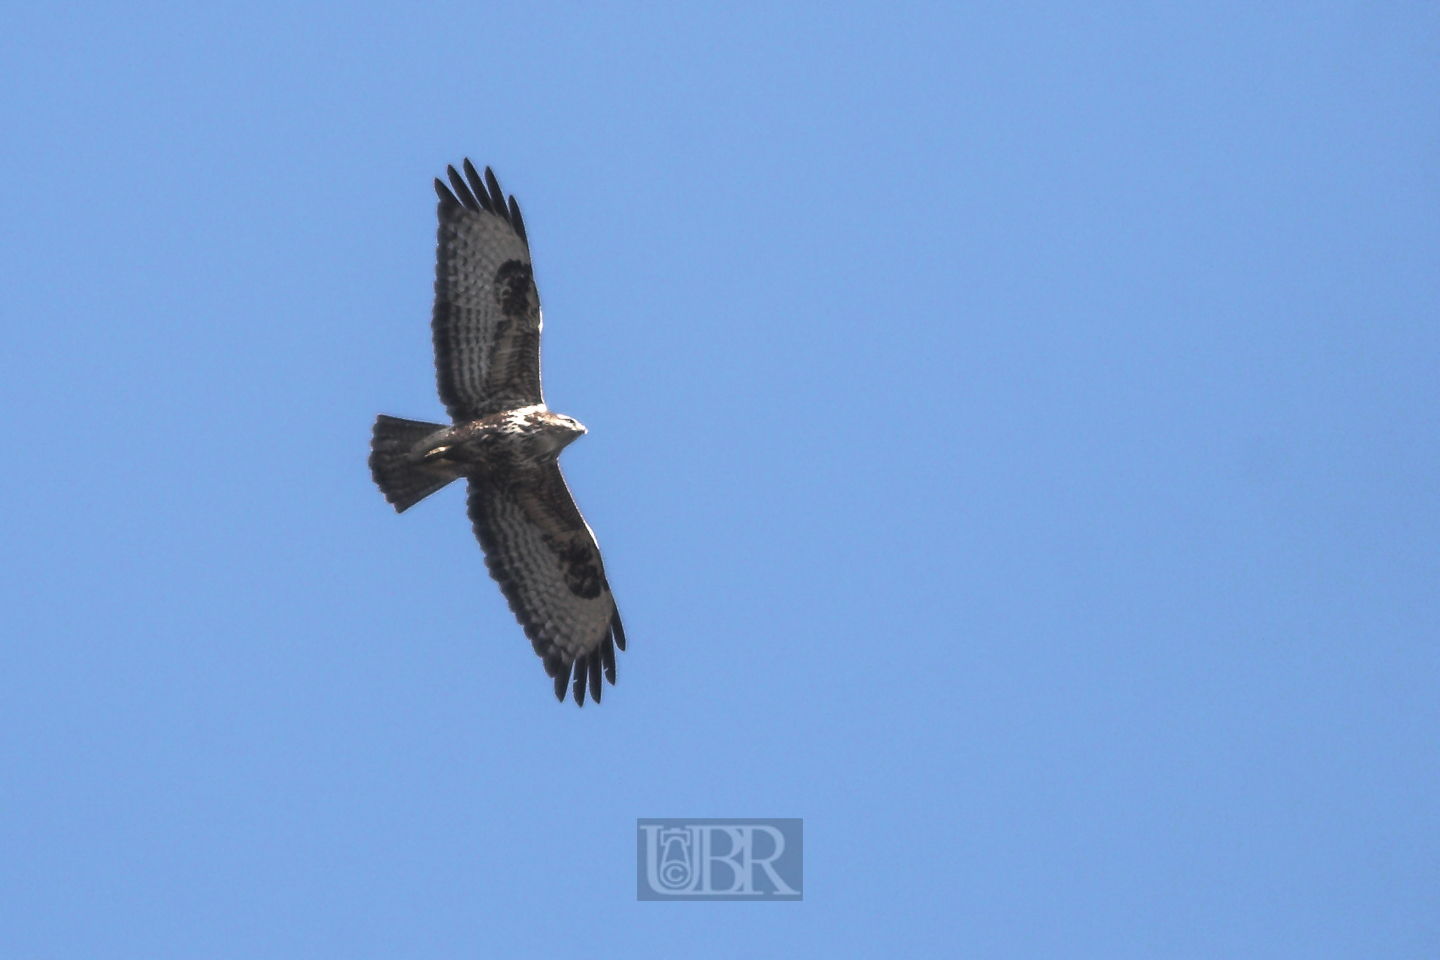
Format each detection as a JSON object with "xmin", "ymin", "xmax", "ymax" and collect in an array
[{"xmin": 545, "ymin": 413, "xmax": 587, "ymax": 453}]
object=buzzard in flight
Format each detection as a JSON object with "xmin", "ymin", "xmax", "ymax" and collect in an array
[{"xmin": 369, "ymin": 160, "xmax": 624, "ymax": 706}]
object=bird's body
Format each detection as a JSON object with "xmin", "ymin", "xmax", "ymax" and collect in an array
[
  {"xmin": 369, "ymin": 161, "xmax": 624, "ymax": 706},
  {"xmin": 411, "ymin": 406, "xmax": 586, "ymax": 475}
]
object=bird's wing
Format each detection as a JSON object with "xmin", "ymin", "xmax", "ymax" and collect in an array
[
  {"xmin": 467, "ymin": 465, "xmax": 625, "ymax": 706},
  {"xmin": 432, "ymin": 161, "xmax": 544, "ymax": 421}
]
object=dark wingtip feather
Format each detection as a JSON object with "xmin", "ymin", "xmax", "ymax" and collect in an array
[
  {"xmin": 588, "ymin": 653, "xmax": 602, "ymax": 703},
  {"xmin": 508, "ymin": 196, "xmax": 528, "ymax": 244},
  {"xmin": 601, "ymin": 633, "xmax": 616, "ymax": 685},
  {"xmin": 434, "ymin": 178, "xmax": 460, "ymax": 206},
  {"xmin": 484, "ymin": 167, "xmax": 509, "ymax": 222},
  {"xmin": 543, "ymin": 650, "xmax": 564, "ymax": 678},
  {"xmin": 572, "ymin": 654, "xmax": 588, "ymax": 706},
  {"xmin": 446, "ymin": 165, "xmax": 482, "ymax": 212},
  {"xmin": 461, "ymin": 159, "xmax": 494, "ymax": 212},
  {"xmin": 611, "ymin": 609, "xmax": 627, "ymax": 652},
  {"xmin": 554, "ymin": 660, "xmax": 571, "ymax": 702}
]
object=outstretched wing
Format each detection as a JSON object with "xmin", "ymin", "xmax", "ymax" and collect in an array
[
  {"xmin": 432, "ymin": 161, "xmax": 543, "ymax": 421},
  {"xmin": 467, "ymin": 465, "xmax": 626, "ymax": 706}
]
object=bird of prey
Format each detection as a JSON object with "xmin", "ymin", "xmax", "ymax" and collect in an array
[{"xmin": 369, "ymin": 160, "xmax": 624, "ymax": 707}]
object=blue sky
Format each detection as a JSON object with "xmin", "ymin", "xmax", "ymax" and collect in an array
[{"xmin": 1, "ymin": 2, "xmax": 1436, "ymax": 956}]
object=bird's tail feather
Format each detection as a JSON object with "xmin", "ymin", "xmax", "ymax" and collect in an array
[{"xmin": 370, "ymin": 415, "xmax": 462, "ymax": 512}]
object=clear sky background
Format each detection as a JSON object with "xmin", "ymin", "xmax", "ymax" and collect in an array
[{"xmin": 1, "ymin": 2, "xmax": 1436, "ymax": 957}]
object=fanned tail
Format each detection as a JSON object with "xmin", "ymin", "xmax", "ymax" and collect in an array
[{"xmin": 369, "ymin": 415, "xmax": 462, "ymax": 512}]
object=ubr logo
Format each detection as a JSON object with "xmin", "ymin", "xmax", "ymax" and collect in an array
[{"xmin": 637, "ymin": 819, "xmax": 802, "ymax": 900}]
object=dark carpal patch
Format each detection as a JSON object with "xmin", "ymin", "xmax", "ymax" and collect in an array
[
  {"xmin": 559, "ymin": 539, "xmax": 605, "ymax": 599},
  {"xmin": 494, "ymin": 260, "xmax": 535, "ymax": 319}
]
